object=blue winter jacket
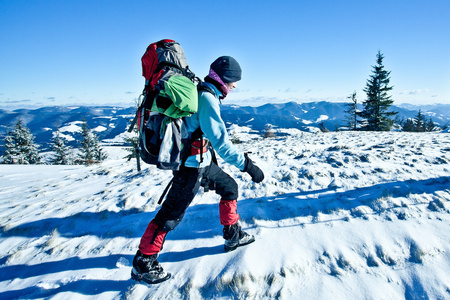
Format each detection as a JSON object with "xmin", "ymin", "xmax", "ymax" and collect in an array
[{"xmin": 184, "ymin": 82, "xmax": 246, "ymax": 170}]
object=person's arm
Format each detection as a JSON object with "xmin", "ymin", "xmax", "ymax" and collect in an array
[{"xmin": 197, "ymin": 91, "xmax": 246, "ymax": 170}]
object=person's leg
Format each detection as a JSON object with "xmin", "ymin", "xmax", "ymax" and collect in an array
[
  {"xmin": 203, "ymin": 163, "xmax": 255, "ymax": 251},
  {"xmin": 133, "ymin": 167, "xmax": 205, "ymax": 284},
  {"xmin": 202, "ymin": 162, "xmax": 239, "ymax": 223},
  {"xmin": 138, "ymin": 167, "xmax": 205, "ymax": 255}
]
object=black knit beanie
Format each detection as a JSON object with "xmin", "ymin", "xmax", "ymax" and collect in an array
[{"xmin": 210, "ymin": 56, "xmax": 242, "ymax": 83}]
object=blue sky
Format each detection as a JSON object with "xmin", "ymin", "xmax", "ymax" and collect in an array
[{"xmin": 0, "ymin": 0, "xmax": 449, "ymax": 109}]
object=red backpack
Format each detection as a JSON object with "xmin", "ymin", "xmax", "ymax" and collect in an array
[
  {"xmin": 141, "ymin": 39, "xmax": 195, "ymax": 91},
  {"xmin": 128, "ymin": 39, "xmax": 200, "ymax": 171}
]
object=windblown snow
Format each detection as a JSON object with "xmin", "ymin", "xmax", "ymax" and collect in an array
[{"xmin": 1, "ymin": 131, "xmax": 450, "ymax": 299}]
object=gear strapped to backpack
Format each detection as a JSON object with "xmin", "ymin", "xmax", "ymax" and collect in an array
[{"xmin": 128, "ymin": 39, "xmax": 202, "ymax": 171}]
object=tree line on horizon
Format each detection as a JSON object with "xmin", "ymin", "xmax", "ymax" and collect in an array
[{"xmin": 1, "ymin": 118, "xmax": 107, "ymax": 165}]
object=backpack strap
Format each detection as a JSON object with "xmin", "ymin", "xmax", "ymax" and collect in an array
[
  {"xmin": 180, "ymin": 126, "xmax": 203, "ymax": 167},
  {"xmin": 198, "ymin": 82, "xmax": 224, "ymax": 104},
  {"xmin": 127, "ymin": 89, "xmax": 158, "ymax": 133},
  {"xmin": 190, "ymin": 126, "xmax": 204, "ymax": 141},
  {"xmin": 197, "ymin": 83, "xmax": 220, "ymax": 164},
  {"xmin": 198, "ymin": 84, "xmax": 216, "ymax": 96}
]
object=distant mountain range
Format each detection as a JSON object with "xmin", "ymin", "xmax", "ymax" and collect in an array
[
  {"xmin": 1, "ymin": 102, "xmax": 450, "ymax": 152},
  {"xmin": 220, "ymin": 101, "xmax": 450, "ymax": 131}
]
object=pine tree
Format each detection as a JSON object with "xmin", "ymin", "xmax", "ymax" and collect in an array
[
  {"xmin": 123, "ymin": 119, "xmax": 140, "ymax": 160},
  {"xmin": 358, "ymin": 51, "xmax": 398, "ymax": 131},
  {"xmin": 401, "ymin": 111, "xmax": 437, "ymax": 132},
  {"xmin": 344, "ymin": 91, "xmax": 358, "ymax": 130},
  {"xmin": 50, "ymin": 128, "xmax": 73, "ymax": 165},
  {"xmin": 414, "ymin": 110, "xmax": 427, "ymax": 132},
  {"xmin": 2, "ymin": 120, "xmax": 41, "ymax": 164},
  {"xmin": 402, "ymin": 118, "xmax": 415, "ymax": 132},
  {"xmin": 92, "ymin": 133, "xmax": 108, "ymax": 162},
  {"xmin": 78, "ymin": 118, "xmax": 107, "ymax": 165},
  {"xmin": 426, "ymin": 117, "xmax": 436, "ymax": 132},
  {"xmin": 78, "ymin": 119, "xmax": 95, "ymax": 164}
]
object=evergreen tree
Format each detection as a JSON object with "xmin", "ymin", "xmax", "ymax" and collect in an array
[
  {"xmin": 50, "ymin": 128, "xmax": 73, "ymax": 165},
  {"xmin": 344, "ymin": 91, "xmax": 358, "ymax": 130},
  {"xmin": 426, "ymin": 117, "xmax": 436, "ymax": 132},
  {"xmin": 78, "ymin": 118, "xmax": 107, "ymax": 164},
  {"xmin": 78, "ymin": 118, "xmax": 95, "ymax": 164},
  {"xmin": 1, "ymin": 120, "xmax": 41, "ymax": 164},
  {"xmin": 92, "ymin": 133, "xmax": 108, "ymax": 162},
  {"xmin": 123, "ymin": 134, "xmax": 139, "ymax": 160},
  {"xmin": 123, "ymin": 119, "xmax": 140, "ymax": 160},
  {"xmin": 401, "ymin": 118, "xmax": 415, "ymax": 132},
  {"xmin": 401, "ymin": 111, "xmax": 437, "ymax": 132},
  {"xmin": 413, "ymin": 110, "xmax": 427, "ymax": 132},
  {"xmin": 358, "ymin": 51, "xmax": 398, "ymax": 131}
]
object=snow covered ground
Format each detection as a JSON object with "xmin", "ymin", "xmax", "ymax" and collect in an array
[{"xmin": 1, "ymin": 130, "xmax": 450, "ymax": 299}]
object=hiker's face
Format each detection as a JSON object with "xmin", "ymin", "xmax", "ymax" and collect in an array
[{"xmin": 225, "ymin": 82, "xmax": 237, "ymax": 91}]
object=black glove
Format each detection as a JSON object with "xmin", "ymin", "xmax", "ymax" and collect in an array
[{"xmin": 243, "ymin": 153, "xmax": 264, "ymax": 183}]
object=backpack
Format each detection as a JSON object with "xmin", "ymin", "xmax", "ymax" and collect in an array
[{"xmin": 128, "ymin": 39, "xmax": 201, "ymax": 171}]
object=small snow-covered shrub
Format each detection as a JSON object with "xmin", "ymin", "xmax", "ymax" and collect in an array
[
  {"xmin": 326, "ymin": 153, "xmax": 344, "ymax": 167},
  {"xmin": 433, "ymin": 156, "xmax": 448, "ymax": 164},
  {"xmin": 326, "ymin": 145, "xmax": 350, "ymax": 151},
  {"xmin": 409, "ymin": 242, "xmax": 427, "ymax": 264},
  {"xmin": 427, "ymin": 199, "xmax": 446, "ymax": 212},
  {"xmin": 351, "ymin": 205, "xmax": 373, "ymax": 218},
  {"xmin": 375, "ymin": 246, "xmax": 397, "ymax": 266},
  {"xmin": 359, "ymin": 154, "xmax": 371, "ymax": 163},
  {"xmin": 366, "ymin": 254, "xmax": 381, "ymax": 267}
]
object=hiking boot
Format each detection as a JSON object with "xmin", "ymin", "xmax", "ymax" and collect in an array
[
  {"xmin": 223, "ymin": 223, "xmax": 255, "ymax": 252},
  {"xmin": 131, "ymin": 250, "xmax": 171, "ymax": 284}
]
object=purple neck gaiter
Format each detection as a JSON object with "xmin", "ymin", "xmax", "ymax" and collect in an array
[{"xmin": 208, "ymin": 68, "xmax": 229, "ymax": 99}]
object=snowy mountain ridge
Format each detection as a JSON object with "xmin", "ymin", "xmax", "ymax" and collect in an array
[{"xmin": 1, "ymin": 102, "xmax": 450, "ymax": 152}]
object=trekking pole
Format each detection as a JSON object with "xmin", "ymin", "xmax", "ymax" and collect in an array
[
  {"xmin": 158, "ymin": 178, "xmax": 174, "ymax": 205},
  {"xmin": 136, "ymin": 147, "xmax": 141, "ymax": 172}
]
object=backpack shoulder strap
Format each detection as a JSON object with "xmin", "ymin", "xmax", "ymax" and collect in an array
[
  {"xmin": 198, "ymin": 83, "xmax": 223, "ymax": 104},
  {"xmin": 198, "ymin": 84, "xmax": 215, "ymax": 96}
]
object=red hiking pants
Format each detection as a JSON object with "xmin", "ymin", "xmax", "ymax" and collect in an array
[{"xmin": 139, "ymin": 163, "xmax": 239, "ymax": 255}]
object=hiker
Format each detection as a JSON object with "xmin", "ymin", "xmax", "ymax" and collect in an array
[{"xmin": 131, "ymin": 56, "xmax": 265, "ymax": 284}]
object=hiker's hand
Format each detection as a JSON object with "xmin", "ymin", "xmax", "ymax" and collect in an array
[{"xmin": 243, "ymin": 153, "xmax": 264, "ymax": 183}]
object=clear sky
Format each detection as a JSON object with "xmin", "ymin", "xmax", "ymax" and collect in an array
[{"xmin": 0, "ymin": 0, "xmax": 449, "ymax": 109}]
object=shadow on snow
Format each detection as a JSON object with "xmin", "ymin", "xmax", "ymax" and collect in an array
[
  {"xmin": 0, "ymin": 255, "xmax": 135, "ymax": 299},
  {"xmin": 2, "ymin": 176, "xmax": 449, "ymax": 239},
  {"xmin": 0, "ymin": 176, "xmax": 449, "ymax": 298}
]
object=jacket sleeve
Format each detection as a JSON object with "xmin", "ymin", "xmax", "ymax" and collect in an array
[{"xmin": 198, "ymin": 91, "xmax": 246, "ymax": 170}]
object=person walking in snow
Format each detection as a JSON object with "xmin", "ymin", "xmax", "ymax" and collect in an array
[{"xmin": 132, "ymin": 56, "xmax": 265, "ymax": 284}]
